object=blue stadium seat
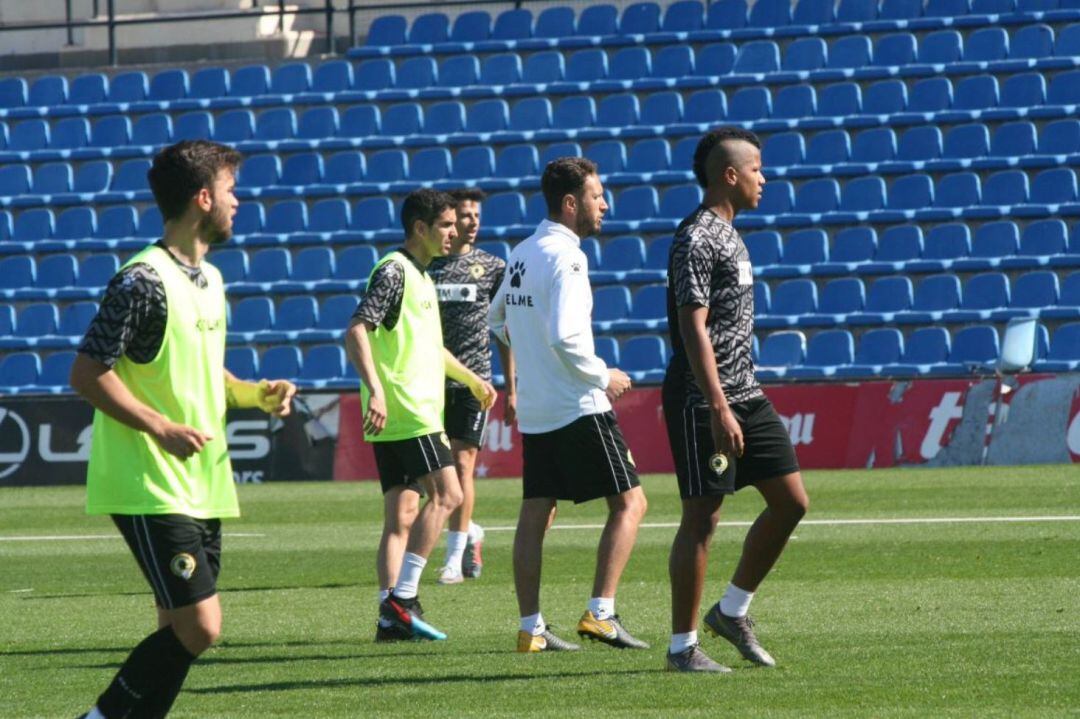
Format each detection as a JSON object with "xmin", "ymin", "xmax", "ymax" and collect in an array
[
  {"xmin": 746, "ymin": 231, "xmax": 782, "ymax": 266},
  {"xmin": 600, "ymin": 236, "xmax": 646, "ymax": 272},
  {"xmin": 90, "ymin": 116, "xmax": 131, "ymax": 148},
  {"xmin": 876, "ymin": 225, "xmax": 923, "ymax": 262},
  {"xmin": 653, "ymin": 46, "xmax": 694, "ymax": 79},
  {"xmin": 926, "ymin": 0, "xmax": 970, "ymax": 15},
  {"xmin": 137, "ymin": 207, "xmax": 163, "ymax": 239},
  {"xmin": 953, "ymin": 75, "xmax": 999, "ymax": 111},
  {"xmin": 38, "ymin": 351, "xmax": 76, "ymax": 388},
  {"xmin": 0, "ymin": 77, "xmax": 27, "ymax": 108},
  {"xmin": 1019, "ymin": 219, "xmax": 1068, "ymax": 256},
  {"xmin": 610, "ymin": 47, "xmax": 651, "ymax": 81},
  {"xmin": 312, "ymin": 60, "xmax": 352, "ymax": 93},
  {"xmin": 830, "ymin": 227, "xmax": 877, "ymax": 264},
  {"xmin": 58, "ymin": 302, "xmax": 97, "ymax": 337},
  {"xmin": 971, "ymin": 221, "xmax": 1018, "ymax": 259},
  {"xmin": 409, "ymin": 12, "xmax": 449, "ymax": 44},
  {"xmin": 106, "ymin": 71, "xmax": 147, "ymax": 103},
  {"xmin": 1036, "ymin": 323, "xmax": 1080, "ymax": 371},
  {"xmin": 696, "ymin": 43, "xmax": 736, "ymax": 76},
  {"xmin": 1047, "ymin": 71, "xmax": 1080, "ymax": 106},
  {"xmin": 351, "ymin": 198, "xmax": 394, "ymax": 232},
  {"xmin": 788, "ymin": 329, "xmax": 854, "ymax": 377},
  {"xmin": 620, "ymin": 2, "xmax": 661, "ymax": 34},
  {"xmin": 838, "ymin": 328, "xmax": 903, "ymax": 377},
  {"xmin": 1010, "ymin": 271, "xmax": 1058, "ymax": 310},
  {"xmin": 553, "ymin": 96, "xmax": 596, "ymax": 130},
  {"xmin": 36, "ymin": 255, "xmax": 76, "ymax": 289},
  {"xmin": 759, "ymin": 331, "xmax": 805, "ymax": 368},
  {"xmin": 476, "ymin": 241, "xmax": 510, "ymax": 262},
  {"xmin": 454, "ymin": 146, "xmax": 495, "ymax": 179},
  {"xmin": 307, "ymin": 199, "xmax": 349, "ymax": 234},
  {"xmin": 621, "ymin": 335, "xmax": 667, "ymax": 378},
  {"xmin": 683, "ymin": 89, "xmax": 727, "ymax": 123},
  {"xmin": 815, "ymin": 277, "xmax": 865, "ymax": 317},
  {"xmin": 238, "ymin": 154, "xmax": 281, "ymax": 189},
  {"xmin": 578, "ymin": 5, "xmax": 619, "ymax": 35},
  {"xmin": 628, "ymin": 285, "xmax": 667, "ymax": 323},
  {"xmin": 880, "ymin": 0, "xmax": 923, "ymax": 18},
  {"xmin": 613, "ymin": 186, "xmax": 659, "ymax": 221},
  {"xmin": 450, "ymin": 10, "xmax": 491, "ymax": 42},
  {"xmin": 898, "ymin": 327, "xmax": 950, "ymax": 371},
  {"xmin": 525, "ymin": 193, "xmax": 547, "ymax": 225},
  {"xmin": 983, "ymin": 170, "xmax": 1028, "ymax": 207},
  {"xmin": 641, "ymin": 91, "xmax": 683, "ymax": 127},
  {"xmin": 297, "ymin": 107, "xmax": 338, "ymax": 140},
  {"xmin": 965, "ymin": 28, "xmax": 1008, "ymax": 64},
  {"xmin": 340, "ymin": 105, "xmax": 381, "ymax": 138},
  {"xmin": 147, "ymin": 69, "xmax": 188, "ymax": 101},
  {"xmin": 763, "ymin": 132, "xmax": 805, "ymax": 167},
  {"xmin": 874, "ymin": 33, "xmax": 917, "ymax": 67},
  {"xmin": 1030, "ymin": 168, "xmax": 1077, "ymax": 205},
  {"xmin": 0, "ymin": 353, "xmax": 40, "ymax": 387},
  {"xmin": 771, "ymin": 279, "xmax": 818, "ymax": 316},
  {"xmin": 212, "ymin": 249, "xmax": 248, "ymax": 284},
  {"xmin": 255, "ymin": 108, "xmax": 296, "ymax": 141},
  {"xmin": 757, "ymin": 181, "xmax": 794, "ymax": 215},
  {"xmin": 587, "ymin": 140, "xmax": 627, "ymax": 175},
  {"xmin": 354, "ymin": 59, "xmax": 395, "ymax": 91},
  {"xmin": 661, "ymin": 184, "xmax": 702, "ymax": 220},
  {"xmin": 862, "ymin": 80, "xmax": 907, "ymax": 115},
  {"xmin": 888, "ymin": 174, "xmax": 934, "ymax": 211},
  {"xmin": 852, "ymin": 276, "xmax": 913, "ymax": 322},
  {"xmin": 0, "ymin": 165, "xmax": 30, "ymax": 196},
  {"xmin": 773, "ymin": 85, "xmax": 816, "ymax": 119},
  {"xmin": 78, "ymin": 255, "xmax": 118, "ymax": 289},
  {"xmin": 784, "ymin": 38, "xmax": 827, "ymax": 72},
  {"xmin": 919, "ymin": 31, "xmax": 963, "ymax": 64},
  {"xmin": 263, "ymin": 201, "xmax": 307, "ymax": 235},
  {"xmin": 727, "ymin": 87, "xmax": 771, "ymax": 121},
  {"xmin": 17, "ymin": 303, "xmax": 59, "ymax": 336},
  {"xmin": 626, "ymin": 138, "xmax": 671, "ymax": 173},
  {"xmin": 908, "ymin": 78, "xmax": 953, "ymax": 113},
  {"xmin": 593, "ymin": 286, "xmax": 632, "ymax": 323},
  {"xmin": 947, "ymin": 325, "xmax": 999, "ymax": 367},
  {"xmin": 72, "ymin": 161, "xmax": 111, "ymax": 195},
  {"xmin": 663, "ymin": 0, "xmax": 705, "ymax": 31},
  {"xmin": 291, "ymin": 246, "xmax": 335, "ymax": 284},
  {"xmin": 523, "ymin": 51, "xmax": 564, "ymax": 84},
  {"xmin": 189, "ymin": 67, "xmax": 228, "ymax": 99},
  {"xmin": 1000, "ymin": 73, "xmax": 1046, "ymax": 110},
  {"xmin": 225, "ymin": 347, "xmax": 258, "ymax": 380},
  {"xmin": 566, "ymin": 49, "xmax": 608, "ymax": 82},
  {"xmin": 438, "ymin": 56, "xmax": 479, "ymax": 88},
  {"xmin": 172, "ymin": 111, "xmax": 212, "ymax": 142},
  {"xmin": 366, "ymin": 149, "xmax": 408, "ymax": 182},
  {"xmin": 838, "ymin": 0, "xmax": 878, "ymax": 21},
  {"xmin": 828, "ymin": 36, "xmax": 871, "ymax": 71},
  {"xmin": 908, "ymin": 274, "xmax": 962, "ymax": 317},
  {"xmin": 645, "ymin": 236, "xmax": 673, "ymax": 270},
  {"xmin": 923, "ymin": 223, "xmax": 971, "ymax": 260},
  {"xmin": 410, "ymin": 148, "xmax": 450, "ymax": 181},
  {"xmin": 301, "ymin": 345, "xmax": 345, "ymax": 382},
  {"xmin": 247, "ymin": 248, "xmax": 292, "ymax": 283},
  {"xmin": 232, "ymin": 203, "xmax": 265, "ymax": 237},
  {"xmin": 749, "ymin": 0, "xmax": 791, "ymax": 26},
  {"xmin": 28, "ymin": 75, "xmax": 67, "ymax": 107},
  {"xmin": 1038, "ymin": 119, "xmax": 1080, "ymax": 154},
  {"xmin": 593, "ymin": 336, "xmax": 620, "ymax": 368},
  {"xmin": 334, "ymin": 246, "xmax": 378, "ymax": 281},
  {"xmin": 493, "ymin": 8, "xmax": 533, "ymax": 40},
  {"xmin": 229, "ymin": 65, "xmax": 270, "ymax": 98},
  {"xmin": 944, "ymin": 125, "xmax": 990, "ymax": 160},
  {"xmin": 367, "ymin": 15, "xmax": 406, "ymax": 46},
  {"xmin": 733, "ymin": 41, "xmax": 780, "ymax": 74},
  {"xmin": 707, "ymin": 0, "xmax": 749, "ymax": 28},
  {"xmin": 795, "ymin": 178, "xmax": 840, "ymax": 213},
  {"xmin": 398, "ymin": 57, "xmax": 437, "ymax": 90},
  {"xmin": 53, "ymin": 207, "xmax": 94, "ymax": 241},
  {"xmin": 535, "ymin": 7, "xmax": 576, "ymax": 38},
  {"xmin": 275, "ymin": 296, "xmax": 318, "ymax": 332},
  {"xmin": 485, "ymin": 192, "xmax": 526, "ymax": 227},
  {"xmin": 13, "ymin": 209, "xmax": 54, "ymax": 243},
  {"xmin": 318, "ymin": 294, "xmax": 360, "ymax": 331},
  {"xmin": 497, "ymin": 144, "xmax": 539, "ymax": 178},
  {"xmin": 260, "ymin": 346, "xmax": 301, "ymax": 380},
  {"xmin": 990, "ymin": 124, "xmax": 1037, "ymax": 162},
  {"xmin": 271, "ymin": 63, "xmax": 311, "ymax": 95},
  {"xmin": 784, "ymin": 229, "xmax": 828, "ymax": 265},
  {"xmin": 510, "ymin": 97, "xmax": 552, "ymax": 131},
  {"xmin": 805, "ymin": 129, "xmax": 849, "ymax": 165},
  {"xmin": 596, "ymin": 93, "xmax": 639, "ymax": 127},
  {"xmin": 49, "ymin": 118, "xmax": 89, "ymax": 150},
  {"xmin": 9, "ymin": 119, "xmax": 49, "ymax": 151},
  {"xmin": 793, "ymin": 0, "xmax": 835, "ymax": 23},
  {"xmin": 130, "ymin": 113, "xmax": 172, "ymax": 146},
  {"xmin": 95, "ymin": 206, "xmax": 137, "ymax": 239},
  {"xmin": 426, "ymin": 101, "xmax": 465, "ymax": 135},
  {"xmin": 956, "ymin": 273, "xmax": 1010, "ymax": 315},
  {"xmin": 466, "ymin": 99, "xmax": 509, "ymax": 133},
  {"xmin": 934, "ymin": 172, "xmax": 981, "ymax": 209}
]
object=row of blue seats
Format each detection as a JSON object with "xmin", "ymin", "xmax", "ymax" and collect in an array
[{"xmin": 352, "ymin": 0, "xmax": 1080, "ymax": 58}]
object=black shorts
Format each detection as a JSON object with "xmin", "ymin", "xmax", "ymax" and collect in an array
[
  {"xmin": 522, "ymin": 411, "xmax": 640, "ymax": 504},
  {"xmin": 444, "ymin": 385, "xmax": 488, "ymax": 448},
  {"xmin": 662, "ymin": 391, "xmax": 801, "ymax": 499},
  {"xmin": 372, "ymin": 431, "xmax": 454, "ymax": 494},
  {"xmin": 112, "ymin": 514, "xmax": 222, "ymax": 610}
]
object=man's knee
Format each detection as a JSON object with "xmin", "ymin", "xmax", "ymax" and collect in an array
[
  {"xmin": 610, "ymin": 487, "xmax": 647, "ymax": 521},
  {"xmin": 173, "ymin": 615, "xmax": 220, "ymax": 656},
  {"xmin": 680, "ymin": 497, "xmax": 724, "ymax": 540}
]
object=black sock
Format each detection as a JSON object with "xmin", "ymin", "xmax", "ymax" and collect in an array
[
  {"xmin": 130, "ymin": 662, "xmax": 190, "ymax": 719},
  {"xmin": 96, "ymin": 626, "xmax": 196, "ymax": 719}
]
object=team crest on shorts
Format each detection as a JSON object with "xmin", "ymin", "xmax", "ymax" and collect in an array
[
  {"xmin": 440, "ymin": 432, "xmax": 451, "ymax": 448},
  {"xmin": 170, "ymin": 553, "xmax": 197, "ymax": 580},
  {"xmin": 469, "ymin": 264, "xmax": 485, "ymax": 279}
]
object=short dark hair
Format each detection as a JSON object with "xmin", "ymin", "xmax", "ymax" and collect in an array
[
  {"xmin": 147, "ymin": 140, "xmax": 242, "ymax": 221},
  {"xmin": 692, "ymin": 127, "xmax": 761, "ymax": 188},
  {"xmin": 541, "ymin": 157, "xmax": 598, "ymax": 215},
  {"xmin": 448, "ymin": 188, "xmax": 487, "ymax": 205},
  {"xmin": 401, "ymin": 188, "xmax": 456, "ymax": 236}
]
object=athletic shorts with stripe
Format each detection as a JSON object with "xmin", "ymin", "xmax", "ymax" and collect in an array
[
  {"xmin": 444, "ymin": 386, "xmax": 489, "ymax": 448},
  {"xmin": 112, "ymin": 514, "xmax": 222, "ymax": 610},
  {"xmin": 662, "ymin": 388, "xmax": 801, "ymax": 499},
  {"xmin": 372, "ymin": 431, "xmax": 454, "ymax": 495},
  {"xmin": 522, "ymin": 411, "xmax": 640, "ymax": 504}
]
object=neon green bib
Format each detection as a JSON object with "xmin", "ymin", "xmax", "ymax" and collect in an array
[
  {"xmin": 362, "ymin": 251, "xmax": 446, "ymax": 442},
  {"xmin": 86, "ymin": 244, "xmax": 237, "ymax": 519}
]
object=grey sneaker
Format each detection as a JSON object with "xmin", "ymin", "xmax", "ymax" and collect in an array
[
  {"xmin": 518, "ymin": 626, "xmax": 582, "ymax": 652},
  {"xmin": 463, "ymin": 526, "xmax": 484, "ymax": 578},
  {"xmin": 576, "ymin": 611, "xmax": 651, "ymax": 649},
  {"xmin": 666, "ymin": 644, "xmax": 733, "ymax": 673},
  {"xmin": 703, "ymin": 604, "xmax": 776, "ymax": 667}
]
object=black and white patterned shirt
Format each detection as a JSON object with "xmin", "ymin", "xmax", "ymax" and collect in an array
[
  {"xmin": 428, "ymin": 248, "xmax": 506, "ymax": 387},
  {"xmin": 78, "ymin": 242, "xmax": 207, "ymax": 367},
  {"xmin": 665, "ymin": 207, "xmax": 763, "ymax": 406},
  {"xmin": 350, "ymin": 249, "xmax": 424, "ymax": 331}
]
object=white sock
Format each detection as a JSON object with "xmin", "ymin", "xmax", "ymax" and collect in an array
[
  {"xmin": 719, "ymin": 583, "xmax": 754, "ymax": 618},
  {"xmin": 588, "ymin": 597, "xmax": 615, "ymax": 621},
  {"xmin": 520, "ymin": 612, "xmax": 545, "ymax": 636},
  {"xmin": 378, "ymin": 588, "xmax": 390, "ymax": 602},
  {"xmin": 85, "ymin": 708, "xmax": 106, "ymax": 719},
  {"xmin": 468, "ymin": 521, "xmax": 484, "ymax": 542},
  {"xmin": 444, "ymin": 531, "xmax": 468, "ymax": 571},
  {"xmin": 393, "ymin": 552, "xmax": 427, "ymax": 599},
  {"xmin": 669, "ymin": 630, "xmax": 698, "ymax": 654}
]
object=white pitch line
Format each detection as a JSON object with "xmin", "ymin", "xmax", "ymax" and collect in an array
[
  {"xmin": 481, "ymin": 515, "xmax": 1080, "ymax": 532},
  {"xmin": 0, "ymin": 532, "xmax": 266, "ymax": 542}
]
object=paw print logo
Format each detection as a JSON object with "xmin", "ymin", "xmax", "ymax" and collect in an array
[{"xmin": 509, "ymin": 260, "xmax": 526, "ymax": 288}]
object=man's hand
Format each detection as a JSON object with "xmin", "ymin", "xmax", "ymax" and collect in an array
[
  {"xmin": 258, "ymin": 379, "xmax": 297, "ymax": 417},
  {"xmin": 605, "ymin": 368, "xmax": 632, "ymax": 403},
  {"xmin": 153, "ymin": 421, "xmax": 213, "ymax": 460},
  {"xmin": 503, "ymin": 390, "xmax": 517, "ymax": 424},
  {"xmin": 470, "ymin": 379, "xmax": 498, "ymax": 411},
  {"xmin": 710, "ymin": 406, "xmax": 744, "ymax": 459},
  {"xmin": 364, "ymin": 393, "xmax": 388, "ymax": 436}
]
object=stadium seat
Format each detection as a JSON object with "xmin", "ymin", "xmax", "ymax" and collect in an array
[
  {"xmin": 805, "ymin": 130, "xmax": 848, "ymax": 165},
  {"xmin": 36, "ymin": 255, "xmax": 76, "ymax": 289},
  {"xmin": 248, "ymin": 248, "xmax": 292, "ymax": 283},
  {"xmin": 78, "ymin": 255, "xmax": 119, "ymax": 289},
  {"xmin": 747, "ymin": 231, "xmax": 782, "ymax": 266},
  {"xmin": 784, "ymin": 229, "xmax": 828, "ymax": 266},
  {"xmin": 874, "ymin": 33, "xmax": 917, "ymax": 67},
  {"xmin": 292, "ymin": 247, "xmax": 335, "ymax": 282},
  {"xmin": 230, "ymin": 65, "xmax": 271, "ymax": 97},
  {"xmin": 16, "ymin": 303, "xmax": 59, "ymax": 336},
  {"xmin": 53, "ymin": 208, "xmax": 95, "ymax": 241},
  {"xmin": 38, "ymin": 351, "xmax": 76, "ymax": 389},
  {"xmin": 784, "ymin": 38, "xmax": 827, "ymax": 72},
  {"xmin": 96, "ymin": 206, "xmax": 138, "ymax": 239},
  {"xmin": 653, "ymin": 46, "xmax": 694, "ymax": 79},
  {"xmin": 426, "ymin": 102, "xmax": 465, "ymax": 135},
  {"xmin": 876, "ymin": 225, "xmax": 923, "ymax": 263},
  {"xmin": 9, "ymin": 120, "xmax": 49, "ymax": 151},
  {"xmin": 13, "ymin": 209, "xmax": 54, "ymax": 243},
  {"xmin": 733, "ymin": 41, "xmax": 780, "ymax": 74},
  {"xmin": 771, "ymin": 279, "xmax": 818, "ymax": 317},
  {"xmin": 213, "ymin": 249, "xmax": 248, "ymax": 284},
  {"xmin": 271, "ymin": 63, "xmax": 311, "ymax": 95},
  {"xmin": 107, "ymin": 71, "xmax": 148, "ymax": 103},
  {"xmin": 787, "ymin": 329, "xmax": 854, "ymax": 378},
  {"xmin": 351, "ymin": 198, "xmax": 394, "ymax": 232},
  {"xmin": 225, "ymin": 347, "xmax": 258, "ymax": 380},
  {"xmin": 621, "ymin": 336, "xmax": 667, "ymax": 379},
  {"xmin": 707, "ymin": 0, "xmax": 749, "ymax": 28},
  {"xmin": 1039, "ymin": 120, "xmax": 1080, "ymax": 155},
  {"xmin": 260, "ymin": 346, "xmax": 301, "ymax": 380},
  {"xmin": 763, "ymin": 133, "xmax": 805, "ymax": 168},
  {"xmin": 509, "ymin": 97, "xmax": 552, "ymax": 131},
  {"xmin": 965, "ymin": 28, "xmax": 1008, "ymax": 62},
  {"xmin": 175, "ymin": 111, "xmax": 214, "ymax": 142},
  {"xmin": 410, "ymin": 148, "xmax": 450, "ymax": 181},
  {"xmin": 774, "ymin": 85, "xmax": 816, "ymax": 120},
  {"xmin": 275, "ymin": 296, "xmax": 318, "ymax": 333},
  {"xmin": 255, "ymin": 108, "xmax": 296, "ymax": 142},
  {"xmin": 298, "ymin": 107, "xmax": 339, "ymax": 140},
  {"xmin": 1035, "ymin": 322, "xmax": 1080, "ymax": 371},
  {"xmin": 600, "ymin": 236, "xmax": 646, "ymax": 272},
  {"xmin": 1018, "ymin": 219, "xmax": 1068, "ymax": 256},
  {"xmin": 367, "ymin": 15, "xmax": 407, "ymax": 46},
  {"xmin": 90, "ymin": 116, "xmax": 131, "ymax": 148},
  {"xmin": 830, "ymin": 227, "xmax": 877, "ymax": 264},
  {"xmin": 147, "ymin": 69, "xmax": 188, "ymax": 101},
  {"xmin": 919, "ymin": 31, "xmax": 963, "ymax": 65},
  {"xmin": 366, "ymin": 150, "xmax": 408, "ymax": 182},
  {"xmin": 593, "ymin": 286, "xmax": 632, "ymax": 323},
  {"xmin": 610, "ymin": 47, "xmax": 651, "ymax": 81},
  {"xmin": 896, "ymin": 326, "xmax": 950, "ymax": 373},
  {"xmin": 971, "ymin": 221, "xmax": 1019, "ymax": 259},
  {"xmin": 535, "ymin": 7, "xmax": 576, "ymax": 38},
  {"xmin": 578, "ymin": 5, "xmax": 619, "ymax": 36},
  {"xmin": 49, "ymin": 118, "xmax": 89, "ymax": 150},
  {"xmin": 0, "ymin": 353, "xmax": 40, "ymax": 387},
  {"xmin": 301, "ymin": 345, "xmax": 346, "ymax": 383},
  {"xmin": 835, "ymin": 328, "xmax": 903, "ymax": 377},
  {"xmin": 759, "ymin": 331, "xmax": 806, "ymax": 369},
  {"xmin": 190, "ymin": 67, "xmax": 228, "ymax": 99},
  {"xmin": 850, "ymin": 276, "xmax": 913, "ymax": 323},
  {"xmin": 1010, "ymin": 271, "xmax": 1058, "ymax": 310},
  {"xmin": 493, "ymin": 8, "xmax": 533, "ymax": 40},
  {"xmin": 450, "ymin": 10, "xmax": 491, "ymax": 42}
]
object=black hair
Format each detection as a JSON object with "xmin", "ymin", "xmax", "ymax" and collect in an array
[
  {"xmin": 692, "ymin": 127, "xmax": 761, "ymax": 188},
  {"xmin": 541, "ymin": 156, "xmax": 599, "ymax": 215},
  {"xmin": 448, "ymin": 188, "xmax": 487, "ymax": 204},
  {"xmin": 147, "ymin": 140, "xmax": 242, "ymax": 221},
  {"xmin": 400, "ymin": 188, "xmax": 456, "ymax": 236}
]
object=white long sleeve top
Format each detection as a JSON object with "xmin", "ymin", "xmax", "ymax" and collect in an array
[{"xmin": 489, "ymin": 219, "xmax": 612, "ymax": 433}]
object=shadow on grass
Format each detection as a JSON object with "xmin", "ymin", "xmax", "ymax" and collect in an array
[
  {"xmin": 190, "ymin": 668, "xmax": 659, "ymax": 694},
  {"xmin": 2, "ymin": 646, "xmax": 131, "ymax": 657},
  {"xmin": 20, "ymin": 582, "xmax": 358, "ymax": 601}
]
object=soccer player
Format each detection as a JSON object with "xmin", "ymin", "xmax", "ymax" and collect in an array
[
  {"xmin": 71, "ymin": 140, "xmax": 297, "ymax": 718},
  {"xmin": 663, "ymin": 127, "xmax": 809, "ymax": 673},
  {"xmin": 345, "ymin": 188, "xmax": 497, "ymax": 642},
  {"xmin": 428, "ymin": 188, "xmax": 516, "ymax": 585},
  {"xmin": 490, "ymin": 157, "xmax": 650, "ymax": 653}
]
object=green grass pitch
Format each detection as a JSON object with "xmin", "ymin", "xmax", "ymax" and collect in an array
[{"xmin": 2, "ymin": 466, "xmax": 1079, "ymax": 718}]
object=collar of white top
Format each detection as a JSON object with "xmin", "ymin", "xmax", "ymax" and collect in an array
[{"xmin": 537, "ymin": 218, "xmax": 581, "ymax": 246}]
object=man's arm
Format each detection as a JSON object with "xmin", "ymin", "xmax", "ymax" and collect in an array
[
  {"xmin": 345, "ymin": 319, "xmax": 389, "ymax": 436},
  {"xmin": 70, "ymin": 353, "xmax": 212, "ymax": 460},
  {"xmin": 223, "ymin": 368, "xmax": 296, "ymax": 417},
  {"xmin": 444, "ymin": 348, "xmax": 497, "ymax": 410},
  {"xmin": 494, "ymin": 336, "xmax": 517, "ymax": 423}
]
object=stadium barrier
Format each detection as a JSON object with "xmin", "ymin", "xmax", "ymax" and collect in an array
[{"xmin": 2, "ymin": 374, "xmax": 1078, "ymax": 486}]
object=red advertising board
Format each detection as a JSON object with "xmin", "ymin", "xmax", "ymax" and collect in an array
[{"xmin": 332, "ymin": 375, "xmax": 1080, "ymax": 480}]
